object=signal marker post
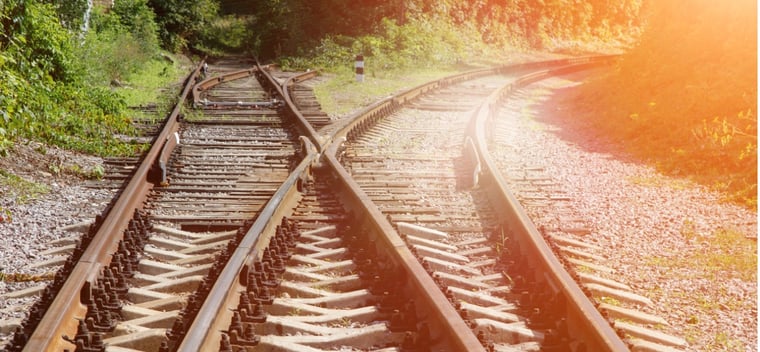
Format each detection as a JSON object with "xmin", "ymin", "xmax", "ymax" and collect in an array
[{"xmin": 355, "ymin": 55, "xmax": 364, "ymax": 82}]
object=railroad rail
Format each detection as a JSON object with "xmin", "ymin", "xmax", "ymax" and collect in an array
[{"xmin": 0, "ymin": 55, "xmax": 677, "ymax": 352}]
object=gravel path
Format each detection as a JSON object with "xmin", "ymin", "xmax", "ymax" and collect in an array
[{"xmin": 491, "ymin": 72, "xmax": 757, "ymax": 351}]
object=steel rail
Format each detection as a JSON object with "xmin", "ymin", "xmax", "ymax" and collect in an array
[
  {"xmin": 279, "ymin": 69, "xmax": 322, "ymax": 150},
  {"xmin": 175, "ymin": 63, "xmax": 497, "ymax": 351},
  {"xmin": 317, "ymin": 56, "xmax": 625, "ymax": 351},
  {"xmin": 257, "ymin": 63, "xmax": 325, "ymax": 153},
  {"xmin": 321, "ymin": 142, "xmax": 488, "ymax": 351},
  {"xmin": 175, "ymin": 61, "xmax": 328, "ymax": 351},
  {"xmin": 175, "ymin": 137, "xmax": 318, "ymax": 351},
  {"xmin": 466, "ymin": 58, "xmax": 629, "ymax": 351},
  {"xmin": 25, "ymin": 56, "xmax": 624, "ymax": 352},
  {"xmin": 22, "ymin": 60, "xmax": 206, "ymax": 352},
  {"xmin": 191, "ymin": 66, "xmax": 258, "ymax": 104}
]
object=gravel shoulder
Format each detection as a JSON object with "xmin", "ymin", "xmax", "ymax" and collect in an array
[
  {"xmin": 0, "ymin": 142, "xmax": 115, "ymax": 337},
  {"xmin": 495, "ymin": 71, "xmax": 757, "ymax": 351}
]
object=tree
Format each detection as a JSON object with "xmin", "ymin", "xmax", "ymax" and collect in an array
[{"xmin": 147, "ymin": 0, "xmax": 220, "ymax": 52}]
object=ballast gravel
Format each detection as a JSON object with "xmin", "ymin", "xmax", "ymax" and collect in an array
[
  {"xmin": 490, "ymin": 73, "xmax": 756, "ymax": 351},
  {"xmin": 0, "ymin": 70, "xmax": 756, "ymax": 352},
  {"xmin": 0, "ymin": 142, "xmax": 116, "ymax": 343}
]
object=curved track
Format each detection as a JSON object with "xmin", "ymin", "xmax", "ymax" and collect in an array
[{"xmin": 0, "ymin": 56, "xmax": 680, "ymax": 352}]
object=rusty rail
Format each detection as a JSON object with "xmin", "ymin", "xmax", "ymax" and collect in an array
[
  {"xmin": 465, "ymin": 57, "xmax": 629, "ymax": 351},
  {"xmin": 176, "ymin": 137, "xmax": 318, "ymax": 351},
  {"xmin": 320, "ymin": 56, "xmax": 627, "ymax": 351},
  {"xmin": 21, "ymin": 60, "xmax": 205, "ymax": 352},
  {"xmin": 321, "ymin": 142, "xmax": 488, "ymax": 351},
  {"xmin": 191, "ymin": 67, "xmax": 258, "ymax": 104},
  {"xmin": 19, "ymin": 56, "xmax": 624, "ymax": 352},
  {"xmin": 257, "ymin": 64, "xmax": 325, "ymax": 153}
]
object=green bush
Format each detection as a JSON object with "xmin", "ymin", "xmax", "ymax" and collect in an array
[
  {"xmin": 0, "ymin": 0, "xmax": 140, "ymax": 157},
  {"xmin": 572, "ymin": 0, "xmax": 756, "ymax": 208},
  {"xmin": 147, "ymin": 0, "xmax": 219, "ymax": 52},
  {"xmin": 112, "ymin": 0, "xmax": 161, "ymax": 55},
  {"xmin": 280, "ymin": 15, "xmax": 487, "ymax": 74},
  {"xmin": 194, "ymin": 15, "xmax": 252, "ymax": 56}
]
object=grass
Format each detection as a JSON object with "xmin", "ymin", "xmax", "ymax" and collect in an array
[
  {"xmin": 0, "ymin": 170, "xmax": 50, "ymax": 204},
  {"xmin": 313, "ymin": 65, "xmax": 470, "ymax": 117},
  {"xmin": 115, "ymin": 53, "xmax": 190, "ymax": 109},
  {"xmin": 682, "ymin": 327, "xmax": 749, "ymax": 351},
  {"xmin": 599, "ymin": 296, "xmax": 621, "ymax": 306},
  {"xmin": 0, "ymin": 271, "xmax": 56, "ymax": 282},
  {"xmin": 644, "ymin": 227, "xmax": 755, "ymax": 350},
  {"xmin": 647, "ymin": 228, "xmax": 756, "ymax": 282},
  {"xmin": 569, "ymin": 1, "xmax": 757, "ymax": 209},
  {"xmin": 690, "ymin": 229, "xmax": 757, "ymax": 281},
  {"xmin": 626, "ymin": 174, "xmax": 692, "ymax": 191}
]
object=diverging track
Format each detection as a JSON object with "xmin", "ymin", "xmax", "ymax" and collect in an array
[
  {"xmin": 337, "ymin": 68, "xmax": 604, "ymax": 351},
  {"xmin": 2, "ymin": 56, "xmax": 660, "ymax": 352}
]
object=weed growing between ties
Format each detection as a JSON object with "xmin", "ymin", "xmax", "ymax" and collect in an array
[
  {"xmin": 0, "ymin": 271, "xmax": 56, "ymax": 282},
  {"xmin": 649, "ymin": 226, "xmax": 756, "ymax": 281}
]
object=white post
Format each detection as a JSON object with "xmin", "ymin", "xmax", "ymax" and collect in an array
[{"xmin": 355, "ymin": 55, "xmax": 364, "ymax": 82}]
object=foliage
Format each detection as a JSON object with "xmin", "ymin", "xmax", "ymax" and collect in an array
[
  {"xmin": 193, "ymin": 15, "xmax": 252, "ymax": 56},
  {"xmin": 571, "ymin": 0, "xmax": 757, "ymax": 208},
  {"xmin": 146, "ymin": 0, "xmax": 219, "ymax": 52},
  {"xmin": 46, "ymin": 0, "xmax": 89, "ymax": 32},
  {"xmin": 79, "ymin": 1, "xmax": 162, "ymax": 85},
  {"xmin": 0, "ymin": 0, "xmax": 143, "ymax": 157},
  {"xmin": 112, "ymin": 0, "xmax": 161, "ymax": 55},
  {"xmin": 279, "ymin": 15, "xmax": 486, "ymax": 73},
  {"xmin": 249, "ymin": 0, "xmax": 643, "ymax": 58}
]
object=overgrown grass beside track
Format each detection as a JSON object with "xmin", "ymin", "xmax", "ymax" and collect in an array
[{"xmin": 565, "ymin": 1, "xmax": 757, "ymax": 209}]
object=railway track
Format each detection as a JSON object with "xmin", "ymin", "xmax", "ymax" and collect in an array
[
  {"xmin": 488, "ymin": 76, "xmax": 688, "ymax": 351},
  {"xmin": 0, "ymin": 55, "xmax": 671, "ymax": 352},
  {"xmin": 337, "ymin": 72, "xmax": 594, "ymax": 351}
]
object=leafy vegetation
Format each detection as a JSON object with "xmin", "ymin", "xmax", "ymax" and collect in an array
[
  {"xmin": 0, "ymin": 0, "xmax": 135, "ymax": 157},
  {"xmin": 567, "ymin": 0, "xmax": 757, "ymax": 208},
  {"xmin": 3, "ymin": 0, "xmax": 752, "ymax": 212},
  {"xmin": 0, "ymin": 0, "xmax": 196, "ymax": 158},
  {"xmin": 245, "ymin": 0, "xmax": 643, "ymax": 59},
  {"xmin": 147, "ymin": 0, "xmax": 220, "ymax": 52},
  {"xmin": 262, "ymin": 1, "xmax": 643, "ymax": 117}
]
